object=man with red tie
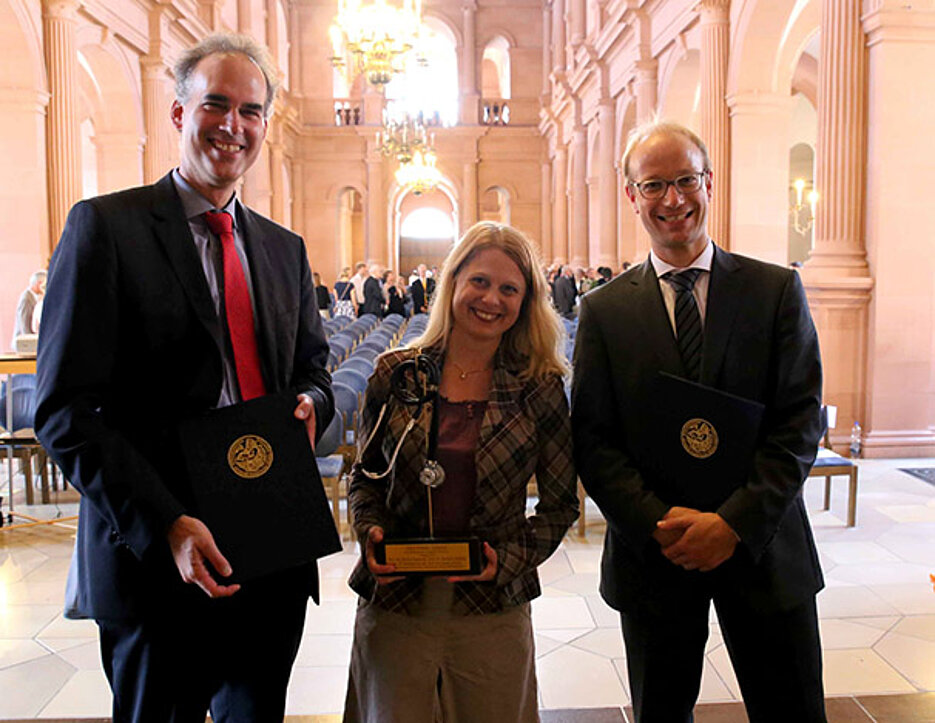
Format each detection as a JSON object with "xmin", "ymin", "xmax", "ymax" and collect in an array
[{"xmin": 35, "ymin": 34, "xmax": 334, "ymax": 722}]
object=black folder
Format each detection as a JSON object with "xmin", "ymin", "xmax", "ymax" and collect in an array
[
  {"xmin": 177, "ymin": 393, "xmax": 342, "ymax": 583},
  {"xmin": 644, "ymin": 373, "xmax": 765, "ymax": 510}
]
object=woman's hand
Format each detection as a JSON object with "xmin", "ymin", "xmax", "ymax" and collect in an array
[
  {"xmin": 365, "ymin": 526, "xmax": 404, "ymax": 584},
  {"xmin": 447, "ymin": 542, "xmax": 498, "ymax": 583}
]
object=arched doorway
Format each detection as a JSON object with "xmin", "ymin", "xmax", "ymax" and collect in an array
[{"xmin": 398, "ymin": 189, "xmax": 456, "ymax": 275}]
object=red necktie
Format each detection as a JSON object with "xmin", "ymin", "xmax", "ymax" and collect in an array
[{"xmin": 204, "ymin": 210, "xmax": 266, "ymax": 400}]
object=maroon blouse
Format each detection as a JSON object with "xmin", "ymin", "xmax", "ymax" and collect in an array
[{"xmin": 431, "ymin": 397, "xmax": 488, "ymax": 535}]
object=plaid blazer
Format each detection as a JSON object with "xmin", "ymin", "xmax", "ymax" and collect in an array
[{"xmin": 348, "ymin": 346, "xmax": 579, "ymax": 615}]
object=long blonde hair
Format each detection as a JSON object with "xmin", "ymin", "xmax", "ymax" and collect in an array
[{"xmin": 411, "ymin": 222, "xmax": 567, "ymax": 380}]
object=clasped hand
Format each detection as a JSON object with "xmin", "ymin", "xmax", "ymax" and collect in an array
[
  {"xmin": 365, "ymin": 526, "xmax": 498, "ymax": 585},
  {"xmin": 652, "ymin": 506, "xmax": 738, "ymax": 573}
]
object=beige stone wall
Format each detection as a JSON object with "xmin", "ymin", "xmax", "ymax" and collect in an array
[{"xmin": 3, "ymin": 0, "xmax": 935, "ymax": 454}]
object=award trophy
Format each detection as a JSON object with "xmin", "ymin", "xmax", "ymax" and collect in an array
[{"xmin": 368, "ymin": 355, "xmax": 483, "ymax": 576}]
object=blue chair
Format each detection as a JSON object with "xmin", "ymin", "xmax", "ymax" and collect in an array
[
  {"xmin": 357, "ymin": 338, "xmax": 389, "ymax": 356},
  {"xmin": 315, "ymin": 415, "xmax": 347, "ymax": 538},
  {"xmin": 341, "ymin": 356, "xmax": 374, "ymax": 378},
  {"xmin": 328, "ymin": 336, "xmax": 351, "ymax": 365},
  {"xmin": 332, "ymin": 382, "xmax": 359, "ymax": 449},
  {"xmin": 808, "ymin": 405, "xmax": 858, "ymax": 527},
  {"xmin": 0, "ymin": 381, "xmax": 50, "ymax": 505},
  {"xmin": 332, "ymin": 369, "xmax": 368, "ymax": 407},
  {"xmin": 347, "ymin": 346, "xmax": 379, "ymax": 365}
]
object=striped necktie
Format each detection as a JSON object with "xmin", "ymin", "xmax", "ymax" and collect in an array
[
  {"xmin": 663, "ymin": 268, "xmax": 704, "ymax": 382},
  {"xmin": 204, "ymin": 210, "xmax": 267, "ymax": 401}
]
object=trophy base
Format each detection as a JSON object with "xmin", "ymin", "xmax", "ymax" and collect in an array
[{"xmin": 374, "ymin": 537, "xmax": 482, "ymax": 576}]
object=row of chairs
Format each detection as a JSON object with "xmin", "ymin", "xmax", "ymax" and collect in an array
[
  {"xmin": 325, "ymin": 314, "xmax": 409, "ymax": 372},
  {"xmin": 0, "ymin": 374, "xmax": 58, "ymax": 508}
]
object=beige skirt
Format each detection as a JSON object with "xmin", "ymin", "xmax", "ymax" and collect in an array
[{"xmin": 343, "ymin": 579, "xmax": 538, "ymax": 723}]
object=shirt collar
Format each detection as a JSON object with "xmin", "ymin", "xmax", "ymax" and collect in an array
[
  {"xmin": 171, "ymin": 169, "xmax": 240, "ymax": 229},
  {"xmin": 650, "ymin": 239, "xmax": 714, "ymax": 279}
]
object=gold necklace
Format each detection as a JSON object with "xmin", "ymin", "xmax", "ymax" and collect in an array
[{"xmin": 449, "ymin": 360, "xmax": 491, "ymax": 381}]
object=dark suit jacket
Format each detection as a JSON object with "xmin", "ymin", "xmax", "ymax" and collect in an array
[
  {"xmin": 571, "ymin": 247, "xmax": 823, "ymax": 615},
  {"xmin": 362, "ymin": 276, "xmax": 384, "ymax": 316},
  {"xmin": 553, "ymin": 275, "xmax": 578, "ymax": 316},
  {"xmin": 410, "ymin": 276, "xmax": 435, "ymax": 312},
  {"xmin": 35, "ymin": 173, "xmax": 334, "ymax": 622}
]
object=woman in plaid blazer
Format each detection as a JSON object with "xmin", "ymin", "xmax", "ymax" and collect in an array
[{"xmin": 344, "ymin": 222, "xmax": 579, "ymax": 722}]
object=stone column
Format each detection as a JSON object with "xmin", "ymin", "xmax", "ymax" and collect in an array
[
  {"xmin": 569, "ymin": 0, "xmax": 585, "ymax": 49},
  {"xmin": 552, "ymin": 144, "xmax": 568, "ymax": 263},
  {"xmin": 42, "ymin": 0, "xmax": 81, "ymax": 246},
  {"xmin": 542, "ymin": 3, "xmax": 552, "ymax": 97},
  {"xmin": 806, "ymin": 0, "xmax": 870, "ymax": 277},
  {"xmin": 569, "ymin": 126, "xmax": 588, "ymax": 268},
  {"xmin": 462, "ymin": 160, "xmax": 478, "ymax": 232},
  {"xmin": 540, "ymin": 158, "xmax": 553, "ymax": 262},
  {"xmin": 268, "ymin": 115, "xmax": 285, "ymax": 223},
  {"xmin": 616, "ymin": 164, "xmax": 637, "ymax": 266},
  {"xmin": 698, "ymin": 0, "xmax": 730, "ymax": 248},
  {"xmin": 289, "ymin": 2, "xmax": 303, "ymax": 94},
  {"xmin": 366, "ymin": 142, "xmax": 385, "ymax": 265},
  {"xmin": 632, "ymin": 60, "xmax": 657, "ymax": 257},
  {"xmin": 142, "ymin": 4, "xmax": 174, "ymax": 184},
  {"xmin": 552, "ymin": 0, "xmax": 566, "ymax": 73},
  {"xmin": 141, "ymin": 57, "xmax": 173, "ymax": 183},
  {"xmin": 830, "ymin": 2, "xmax": 935, "ymax": 456},
  {"xmin": 266, "ymin": 0, "xmax": 280, "ymax": 71},
  {"xmin": 726, "ymin": 92, "xmax": 793, "ymax": 264},
  {"xmin": 634, "ymin": 59, "xmax": 657, "ymax": 124},
  {"xmin": 597, "ymin": 98, "xmax": 616, "ymax": 267},
  {"xmin": 460, "ymin": 1, "xmax": 479, "ymax": 125},
  {"xmin": 797, "ymin": 0, "xmax": 875, "ymax": 452},
  {"xmin": 290, "ymin": 157, "xmax": 305, "ymax": 238}
]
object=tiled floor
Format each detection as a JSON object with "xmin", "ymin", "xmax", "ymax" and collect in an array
[{"xmin": 0, "ymin": 458, "xmax": 934, "ymax": 719}]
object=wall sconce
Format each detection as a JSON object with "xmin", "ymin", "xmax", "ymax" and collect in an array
[{"xmin": 790, "ymin": 178, "xmax": 819, "ymax": 235}]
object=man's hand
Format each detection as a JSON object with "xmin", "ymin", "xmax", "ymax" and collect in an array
[
  {"xmin": 447, "ymin": 542, "xmax": 498, "ymax": 583},
  {"xmin": 651, "ymin": 505, "xmax": 696, "ymax": 547},
  {"xmin": 364, "ymin": 526, "xmax": 404, "ymax": 585},
  {"xmin": 656, "ymin": 509, "xmax": 739, "ymax": 572},
  {"xmin": 294, "ymin": 393, "xmax": 316, "ymax": 452},
  {"xmin": 167, "ymin": 515, "xmax": 240, "ymax": 598}
]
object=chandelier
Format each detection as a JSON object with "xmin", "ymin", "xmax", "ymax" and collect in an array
[
  {"xmin": 790, "ymin": 178, "xmax": 819, "ymax": 235},
  {"xmin": 329, "ymin": 0, "xmax": 425, "ymax": 87},
  {"xmin": 395, "ymin": 149, "xmax": 441, "ymax": 195},
  {"xmin": 377, "ymin": 114, "xmax": 431, "ymax": 164}
]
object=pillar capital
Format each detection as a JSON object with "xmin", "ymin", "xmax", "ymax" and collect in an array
[
  {"xmin": 697, "ymin": 0, "xmax": 729, "ymax": 22},
  {"xmin": 41, "ymin": 0, "xmax": 80, "ymax": 19}
]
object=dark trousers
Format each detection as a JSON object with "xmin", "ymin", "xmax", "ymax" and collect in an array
[
  {"xmin": 621, "ymin": 594, "xmax": 826, "ymax": 723},
  {"xmin": 98, "ymin": 569, "xmax": 309, "ymax": 723}
]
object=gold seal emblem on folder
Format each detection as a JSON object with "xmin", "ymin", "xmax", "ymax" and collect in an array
[
  {"xmin": 680, "ymin": 418, "xmax": 718, "ymax": 459},
  {"xmin": 227, "ymin": 435, "xmax": 274, "ymax": 479}
]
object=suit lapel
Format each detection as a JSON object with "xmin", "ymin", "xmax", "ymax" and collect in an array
[
  {"xmin": 238, "ymin": 205, "xmax": 278, "ymax": 389},
  {"xmin": 150, "ymin": 174, "xmax": 223, "ymax": 354},
  {"xmin": 700, "ymin": 245, "xmax": 742, "ymax": 386},
  {"xmin": 630, "ymin": 258, "xmax": 684, "ymax": 375}
]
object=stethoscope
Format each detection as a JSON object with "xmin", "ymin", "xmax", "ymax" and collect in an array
[{"xmin": 355, "ymin": 350, "xmax": 446, "ymax": 489}]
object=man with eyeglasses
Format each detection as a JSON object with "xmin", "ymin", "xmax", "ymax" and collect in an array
[{"xmin": 571, "ymin": 120, "xmax": 826, "ymax": 722}]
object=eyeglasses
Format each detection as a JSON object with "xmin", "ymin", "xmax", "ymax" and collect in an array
[{"xmin": 629, "ymin": 171, "xmax": 708, "ymax": 200}]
